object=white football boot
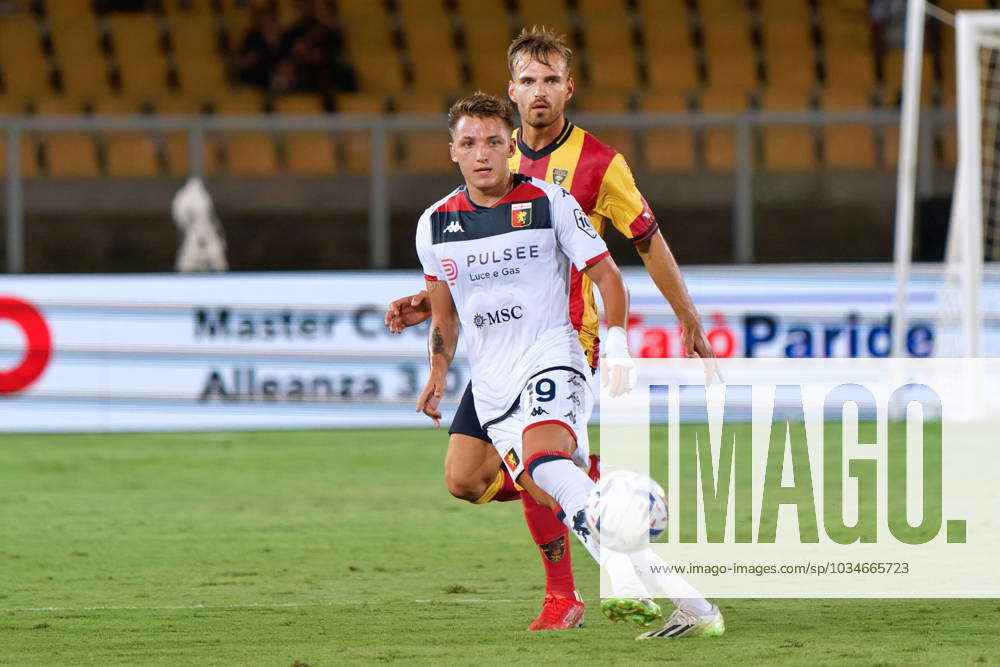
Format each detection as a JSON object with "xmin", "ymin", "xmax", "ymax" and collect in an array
[{"xmin": 635, "ymin": 604, "xmax": 725, "ymax": 639}]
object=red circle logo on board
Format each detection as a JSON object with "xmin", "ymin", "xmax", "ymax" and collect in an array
[{"xmin": 0, "ymin": 296, "xmax": 52, "ymax": 394}]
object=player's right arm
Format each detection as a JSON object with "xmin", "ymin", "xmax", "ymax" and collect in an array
[
  {"xmin": 415, "ymin": 278, "xmax": 458, "ymax": 426},
  {"xmin": 413, "ymin": 209, "xmax": 457, "ymax": 425}
]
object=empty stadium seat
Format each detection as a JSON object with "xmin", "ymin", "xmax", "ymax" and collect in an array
[
  {"xmin": 395, "ymin": 96, "xmax": 452, "ymax": 174},
  {"xmin": 396, "ymin": 0, "xmax": 463, "ymax": 93},
  {"xmin": 458, "ymin": 0, "xmax": 513, "ymax": 95},
  {"xmin": 0, "ymin": 15, "xmax": 53, "ymax": 103},
  {"xmin": 699, "ymin": 0, "xmax": 760, "ymax": 94},
  {"xmin": 33, "ymin": 97, "xmax": 100, "ymax": 177},
  {"xmin": 272, "ymin": 94, "xmax": 337, "ymax": 175},
  {"xmin": 282, "ymin": 132, "xmax": 338, "ymax": 175},
  {"xmin": 351, "ymin": 52, "xmax": 406, "ymax": 93},
  {"xmin": 578, "ymin": 0, "xmax": 640, "ymax": 90},
  {"xmin": 213, "ymin": 88, "xmax": 277, "ymax": 176},
  {"xmin": 819, "ymin": 87, "xmax": 877, "ymax": 169},
  {"xmin": 699, "ymin": 88, "xmax": 752, "ymax": 171},
  {"xmin": 169, "ymin": 14, "xmax": 219, "ymax": 64},
  {"xmin": 336, "ymin": 93, "xmax": 391, "ymax": 174},
  {"xmin": 156, "ymin": 95, "xmax": 222, "ymax": 177},
  {"xmin": 169, "ymin": 15, "xmax": 227, "ymax": 98},
  {"xmin": 758, "ymin": 89, "xmax": 818, "ymax": 170},
  {"xmin": 105, "ymin": 14, "xmax": 172, "ymax": 101},
  {"xmin": 93, "ymin": 98, "xmax": 160, "ymax": 177},
  {"xmin": 49, "ymin": 16, "xmax": 114, "ymax": 102},
  {"xmin": 639, "ymin": 4, "xmax": 700, "ymax": 94},
  {"xmin": 339, "ymin": 0, "xmax": 403, "ymax": 92},
  {"xmin": 637, "ymin": 90, "xmax": 695, "ymax": 171},
  {"xmin": 759, "ymin": 0, "xmax": 817, "ymax": 95},
  {"xmin": 819, "ymin": 0, "xmax": 877, "ymax": 94}
]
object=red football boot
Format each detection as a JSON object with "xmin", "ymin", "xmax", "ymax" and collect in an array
[
  {"xmin": 527, "ymin": 592, "xmax": 586, "ymax": 631},
  {"xmin": 588, "ymin": 454, "xmax": 601, "ymax": 483}
]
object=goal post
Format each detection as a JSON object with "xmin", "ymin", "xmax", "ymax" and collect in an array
[{"xmin": 893, "ymin": 5, "xmax": 1000, "ymax": 357}]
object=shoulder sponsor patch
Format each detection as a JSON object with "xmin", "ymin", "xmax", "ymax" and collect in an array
[
  {"xmin": 511, "ymin": 202, "xmax": 532, "ymax": 228},
  {"xmin": 574, "ymin": 208, "xmax": 597, "ymax": 238}
]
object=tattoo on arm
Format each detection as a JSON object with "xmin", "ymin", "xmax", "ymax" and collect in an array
[
  {"xmin": 431, "ymin": 326, "xmax": 445, "ymax": 354},
  {"xmin": 427, "ymin": 280, "xmax": 439, "ymax": 293}
]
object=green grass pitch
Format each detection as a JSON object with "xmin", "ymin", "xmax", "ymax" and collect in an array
[{"xmin": 1, "ymin": 428, "xmax": 998, "ymax": 665}]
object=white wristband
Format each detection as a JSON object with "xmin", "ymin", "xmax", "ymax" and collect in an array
[{"xmin": 604, "ymin": 326, "xmax": 630, "ymax": 359}]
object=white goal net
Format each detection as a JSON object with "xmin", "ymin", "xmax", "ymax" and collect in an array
[{"xmin": 895, "ymin": 6, "xmax": 1000, "ymax": 358}]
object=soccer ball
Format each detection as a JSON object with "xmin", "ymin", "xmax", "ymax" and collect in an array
[{"xmin": 584, "ymin": 470, "xmax": 668, "ymax": 553}]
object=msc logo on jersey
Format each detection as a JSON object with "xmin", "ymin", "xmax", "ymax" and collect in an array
[
  {"xmin": 473, "ymin": 306, "xmax": 524, "ymax": 328},
  {"xmin": 511, "ymin": 202, "xmax": 532, "ymax": 228},
  {"xmin": 503, "ymin": 448, "xmax": 521, "ymax": 472},
  {"xmin": 551, "ymin": 168, "xmax": 568, "ymax": 186}
]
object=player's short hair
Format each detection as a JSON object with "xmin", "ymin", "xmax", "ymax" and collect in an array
[
  {"xmin": 507, "ymin": 26, "xmax": 573, "ymax": 77},
  {"xmin": 447, "ymin": 92, "xmax": 515, "ymax": 135}
]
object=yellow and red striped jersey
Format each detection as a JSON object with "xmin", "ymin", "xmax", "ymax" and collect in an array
[{"xmin": 510, "ymin": 120, "xmax": 658, "ymax": 367}]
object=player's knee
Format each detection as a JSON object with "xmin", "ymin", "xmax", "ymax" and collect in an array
[{"xmin": 444, "ymin": 470, "xmax": 485, "ymax": 502}]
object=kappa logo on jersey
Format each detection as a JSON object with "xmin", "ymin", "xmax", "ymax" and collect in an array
[
  {"xmin": 530, "ymin": 406, "xmax": 548, "ymax": 417},
  {"xmin": 562, "ymin": 410, "xmax": 576, "ymax": 425},
  {"xmin": 441, "ymin": 258, "xmax": 458, "ymax": 285},
  {"xmin": 574, "ymin": 208, "xmax": 597, "ymax": 238},
  {"xmin": 442, "ymin": 218, "xmax": 464, "ymax": 234},
  {"xmin": 504, "ymin": 448, "xmax": 521, "ymax": 472},
  {"xmin": 552, "ymin": 168, "xmax": 568, "ymax": 186},
  {"xmin": 511, "ymin": 202, "xmax": 532, "ymax": 228}
]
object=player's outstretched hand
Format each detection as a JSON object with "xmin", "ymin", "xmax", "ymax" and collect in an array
[
  {"xmin": 384, "ymin": 291, "xmax": 431, "ymax": 333},
  {"xmin": 415, "ymin": 370, "xmax": 446, "ymax": 427},
  {"xmin": 680, "ymin": 320, "xmax": 724, "ymax": 385},
  {"xmin": 601, "ymin": 326, "xmax": 636, "ymax": 398}
]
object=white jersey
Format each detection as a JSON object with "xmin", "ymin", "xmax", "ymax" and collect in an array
[{"xmin": 415, "ymin": 175, "xmax": 610, "ymax": 425}]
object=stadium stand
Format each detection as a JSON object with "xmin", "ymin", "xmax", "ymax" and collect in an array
[{"xmin": 1, "ymin": 0, "xmax": 984, "ymax": 180}]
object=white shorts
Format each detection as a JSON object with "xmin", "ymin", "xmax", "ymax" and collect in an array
[{"xmin": 484, "ymin": 367, "xmax": 593, "ymax": 479}]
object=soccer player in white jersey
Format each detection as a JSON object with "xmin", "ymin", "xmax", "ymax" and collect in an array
[{"xmin": 412, "ymin": 92, "xmax": 724, "ymax": 636}]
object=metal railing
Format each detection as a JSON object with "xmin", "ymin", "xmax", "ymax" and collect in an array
[{"xmin": 2, "ymin": 109, "xmax": 954, "ymax": 272}]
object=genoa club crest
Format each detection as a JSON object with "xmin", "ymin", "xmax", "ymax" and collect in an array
[
  {"xmin": 503, "ymin": 448, "xmax": 521, "ymax": 472},
  {"xmin": 511, "ymin": 202, "xmax": 532, "ymax": 228}
]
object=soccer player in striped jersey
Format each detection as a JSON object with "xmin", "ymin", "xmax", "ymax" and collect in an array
[{"xmin": 387, "ymin": 28, "xmax": 723, "ymax": 638}]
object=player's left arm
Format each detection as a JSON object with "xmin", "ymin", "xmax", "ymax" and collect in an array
[
  {"xmin": 552, "ymin": 188, "xmax": 635, "ymax": 396},
  {"xmin": 635, "ymin": 232, "xmax": 714, "ymax": 360},
  {"xmin": 595, "ymin": 154, "xmax": 714, "ymax": 360},
  {"xmin": 584, "ymin": 257, "xmax": 634, "ymax": 397}
]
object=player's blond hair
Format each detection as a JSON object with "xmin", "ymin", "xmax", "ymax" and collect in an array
[
  {"xmin": 507, "ymin": 26, "xmax": 573, "ymax": 77},
  {"xmin": 447, "ymin": 92, "xmax": 515, "ymax": 134}
]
